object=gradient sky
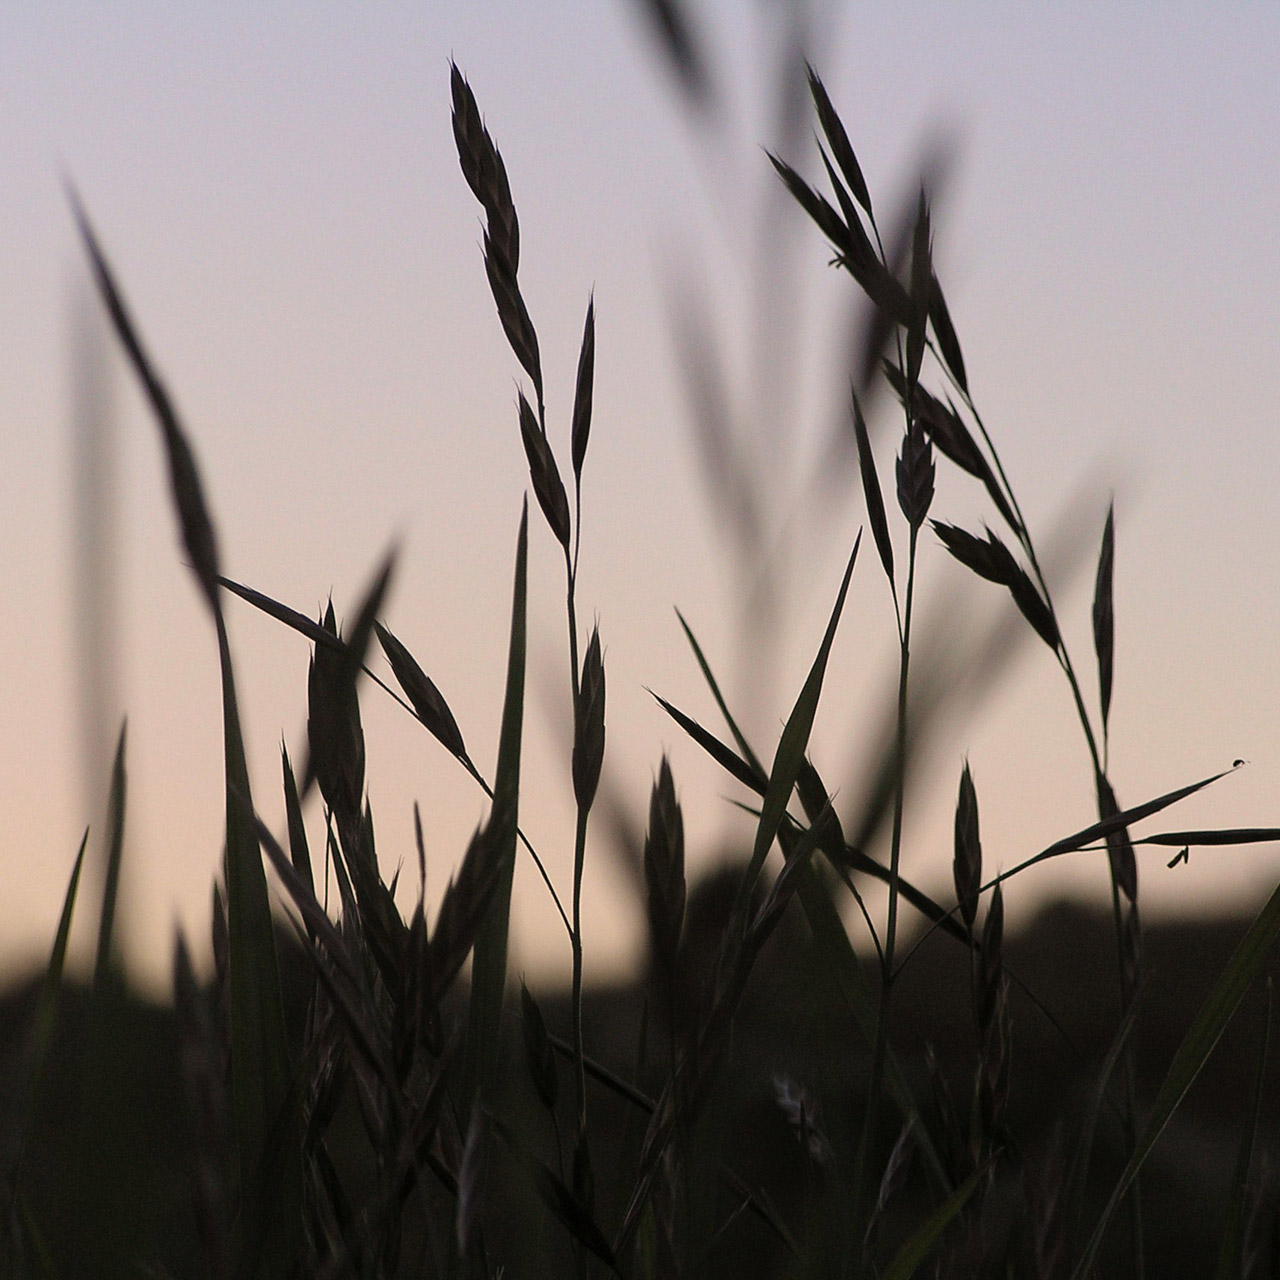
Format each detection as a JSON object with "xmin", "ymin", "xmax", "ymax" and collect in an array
[{"xmin": 2, "ymin": 3, "xmax": 1279, "ymax": 993}]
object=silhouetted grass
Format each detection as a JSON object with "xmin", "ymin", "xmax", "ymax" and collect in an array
[{"xmin": 4, "ymin": 48, "xmax": 1280, "ymax": 1280}]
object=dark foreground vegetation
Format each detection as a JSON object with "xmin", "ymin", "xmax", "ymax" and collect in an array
[
  {"xmin": 4, "ymin": 45, "xmax": 1280, "ymax": 1280},
  {"xmin": 3, "ymin": 903, "xmax": 1280, "ymax": 1278}
]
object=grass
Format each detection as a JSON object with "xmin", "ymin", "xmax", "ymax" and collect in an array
[{"xmin": 4, "ymin": 41, "xmax": 1280, "ymax": 1280}]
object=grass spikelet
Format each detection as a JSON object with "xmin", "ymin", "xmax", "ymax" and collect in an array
[
  {"xmin": 518, "ymin": 390, "xmax": 571, "ymax": 548},
  {"xmin": 571, "ymin": 294, "xmax": 595, "ymax": 483},
  {"xmin": 520, "ymin": 981, "xmax": 559, "ymax": 1112},
  {"xmin": 952, "ymin": 762, "xmax": 981, "ymax": 935},
  {"xmin": 374, "ymin": 621, "xmax": 467, "ymax": 760},
  {"xmin": 906, "ymin": 190, "xmax": 932, "ymax": 386},
  {"xmin": 895, "ymin": 420, "xmax": 935, "ymax": 528},
  {"xmin": 452, "ymin": 64, "xmax": 544, "ymax": 405},
  {"xmin": 307, "ymin": 602, "xmax": 366, "ymax": 821},
  {"xmin": 643, "ymin": 756, "xmax": 686, "ymax": 979},
  {"xmin": 1093, "ymin": 502, "xmax": 1116, "ymax": 738},
  {"xmin": 573, "ymin": 624, "xmax": 606, "ymax": 811},
  {"xmin": 92, "ymin": 721, "xmax": 128, "ymax": 987},
  {"xmin": 852, "ymin": 389, "xmax": 895, "ymax": 584},
  {"xmin": 806, "ymin": 61, "xmax": 873, "ymax": 218},
  {"xmin": 766, "ymin": 151, "xmax": 856, "ymax": 262},
  {"xmin": 932, "ymin": 521, "xmax": 1058, "ymax": 649},
  {"xmin": 928, "ymin": 271, "xmax": 968, "ymax": 393},
  {"xmin": 449, "ymin": 62, "xmax": 519, "ymax": 273}
]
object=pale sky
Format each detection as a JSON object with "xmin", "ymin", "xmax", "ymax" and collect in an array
[{"xmin": 2, "ymin": 3, "xmax": 1279, "ymax": 993}]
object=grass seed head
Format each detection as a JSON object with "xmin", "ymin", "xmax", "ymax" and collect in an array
[{"xmin": 573, "ymin": 624, "xmax": 606, "ymax": 812}]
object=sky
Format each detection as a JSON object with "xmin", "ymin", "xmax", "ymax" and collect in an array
[{"xmin": 2, "ymin": 2, "xmax": 1279, "ymax": 994}]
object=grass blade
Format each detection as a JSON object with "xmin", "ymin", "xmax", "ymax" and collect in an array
[
  {"xmin": 73, "ymin": 189, "xmax": 299, "ymax": 1274},
  {"xmin": 280, "ymin": 745, "xmax": 313, "ymax": 901},
  {"xmin": 1071, "ymin": 877, "xmax": 1280, "ymax": 1280},
  {"xmin": 790, "ymin": 845, "xmax": 949, "ymax": 1193},
  {"xmin": 1137, "ymin": 827, "xmax": 1280, "ymax": 847},
  {"xmin": 218, "ymin": 615, "xmax": 302, "ymax": 1278},
  {"xmin": 464, "ymin": 501, "xmax": 528, "ymax": 1109},
  {"xmin": 649, "ymin": 691, "xmax": 766, "ymax": 794},
  {"xmin": 92, "ymin": 721, "xmax": 127, "ymax": 988},
  {"xmin": 218, "ymin": 574, "xmax": 344, "ymax": 652},
  {"xmin": 733, "ymin": 532, "xmax": 860, "ymax": 921},
  {"xmin": 994, "ymin": 763, "xmax": 1239, "ymax": 885},
  {"xmin": 879, "ymin": 1163, "xmax": 984, "ymax": 1280},
  {"xmin": 5, "ymin": 828, "xmax": 90, "ymax": 1238},
  {"xmin": 673, "ymin": 608, "xmax": 767, "ymax": 782}
]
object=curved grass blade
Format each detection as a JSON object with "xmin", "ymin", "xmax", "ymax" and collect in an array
[
  {"xmin": 985, "ymin": 765, "xmax": 1239, "ymax": 893},
  {"xmin": 673, "ymin": 608, "xmax": 767, "ymax": 782},
  {"xmin": 70, "ymin": 192, "xmax": 220, "ymax": 614},
  {"xmin": 1093, "ymin": 503, "xmax": 1115, "ymax": 736},
  {"xmin": 73, "ymin": 191, "xmax": 299, "ymax": 1272},
  {"xmin": 1212, "ymin": 982, "xmax": 1270, "ymax": 1280},
  {"xmin": 1071, "ymin": 877, "xmax": 1280, "ymax": 1280},
  {"xmin": 464, "ymin": 501, "xmax": 528, "ymax": 1110}
]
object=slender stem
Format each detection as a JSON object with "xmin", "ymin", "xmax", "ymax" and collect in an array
[
  {"xmin": 940, "ymin": 349, "xmax": 1144, "ymax": 1275},
  {"xmin": 571, "ymin": 802, "xmax": 590, "ymax": 1133},
  {"xmin": 563, "ymin": 529, "xmax": 591, "ymax": 1280},
  {"xmin": 855, "ymin": 521, "xmax": 919, "ymax": 1245}
]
